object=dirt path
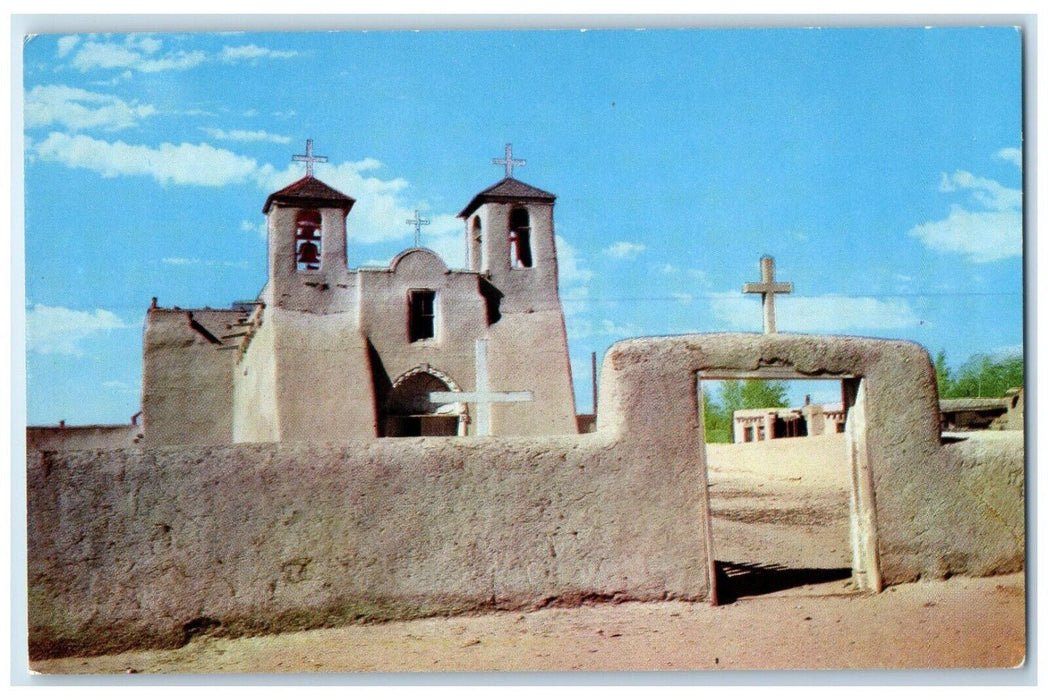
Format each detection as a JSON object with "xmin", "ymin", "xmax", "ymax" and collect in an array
[
  {"xmin": 33, "ymin": 573, "xmax": 1024, "ymax": 673},
  {"xmin": 30, "ymin": 433, "xmax": 1026, "ymax": 674}
]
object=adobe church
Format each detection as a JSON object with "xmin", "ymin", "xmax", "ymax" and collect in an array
[{"xmin": 140, "ymin": 143, "xmax": 578, "ymax": 446}]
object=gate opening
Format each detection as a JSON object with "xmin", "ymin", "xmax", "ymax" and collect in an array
[{"xmin": 698, "ymin": 372, "xmax": 880, "ymax": 605}]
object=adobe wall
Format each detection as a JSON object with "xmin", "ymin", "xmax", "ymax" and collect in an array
[
  {"xmin": 231, "ymin": 309, "xmax": 280, "ymax": 442},
  {"xmin": 26, "ymin": 333, "xmax": 1024, "ymax": 660},
  {"xmin": 487, "ymin": 308, "xmax": 578, "ymax": 435},
  {"xmin": 598, "ymin": 334, "xmax": 1025, "ymax": 584},
  {"xmin": 477, "ymin": 201, "xmax": 561, "ymax": 313},
  {"xmin": 141, "ymin": 309, "xmax": 241, "ymax": 446},
  {"xmin": 269, "ymin": 308, "xmax": 377, "ymax": 441},
  {"xmin": 27, "ymin": 425, "xmax": 141, "ymax": 452},
  {"xmin": 28, "ymin": 434, "xmax": 709, "ymax": 660}
]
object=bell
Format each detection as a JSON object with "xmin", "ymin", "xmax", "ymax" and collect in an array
[
  {"xmin": 295, "ymin": 225, "xmax": 320, "ymax": 241},
  {"xmin": 297, "ymin": 241, "xmax": 320, "ymax": 264}
]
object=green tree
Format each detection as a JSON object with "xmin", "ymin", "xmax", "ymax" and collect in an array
[
  {"xmin": 739, "ymin": 379, "xmax": 789, "ymax": 409},
  {"xmin": 947, "ymin": 353, "xmax": 1023, "ymax": 398},
  {"xmin": 702, "ymin": 390, "xmax": 732, "ymax": 444},
  {"xmin": 703, "ymin": 379, "xmax": 789, "ymax": 443},
  {"xmin": 933, "ymin": 349, "xmax": 953, "ymax": 398}
]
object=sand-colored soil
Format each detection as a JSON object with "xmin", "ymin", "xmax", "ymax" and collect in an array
[{"xmin": 31, "ymin": 433, "xmax": 1026, "ymax": 674}]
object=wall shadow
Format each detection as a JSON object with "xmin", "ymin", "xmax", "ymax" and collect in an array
[{"xmin": 714, "ymin": 560, "xmax": 852, "ymax": 603}]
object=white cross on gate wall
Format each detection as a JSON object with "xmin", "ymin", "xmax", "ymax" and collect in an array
[
  {"xmin": 742, "ymin": 255, "xmax": 793, "ymax": 334},
  {"xmin": 430, "ymin": 338, "xmax": 532, "ymax": 436}
]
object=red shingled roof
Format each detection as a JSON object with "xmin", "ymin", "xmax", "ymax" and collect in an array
[
  {"xmin": 457, "ymin": 177, "xmax": 556, "ymax": 218},
  {"xmin": 262, "ymin": 176, "xmax": 356, "ymax": 214}
]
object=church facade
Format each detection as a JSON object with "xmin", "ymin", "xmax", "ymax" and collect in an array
[{"xmin": 140, "ymin": 146, "xmax": 578, "ymax": 446}]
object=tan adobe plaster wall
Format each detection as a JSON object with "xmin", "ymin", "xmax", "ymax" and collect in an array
[
  {"xmin": 27, "ymin": 425, "xmax": 141, "ymax": 452},
  {"xmin": 141, "ymin": 309, "xmax": 241, "ymax": 446},
  {"xmin": 478, "ymin": 202, "xmax": 560, "ymax": 314},
  {"xmin": 27, "ymin": 333, "xmax": 1023, "ymax": 660},
  {"xmin": 267, "ymin": 308, "xmax": 377, "ymax": 441},
  {"xmin": 598, "ymin": 334, "xmax": 1025, "ymax": 585},
  {"xmin": 357, "ymin": 249, "xmax": 487, "ymax": 420},
  {"xmin": 232, "ymin": 309, "xmax": 280, "ymax": 443},
  {"xmin": 486, "ymin": 309, "xmax": 577, "ymax": 435},
  {"xmin": 28, "ymin": 433, "xmax": 708, "ymax": 660}
]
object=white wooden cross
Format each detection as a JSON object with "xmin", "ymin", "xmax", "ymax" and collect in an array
[
  {"xmin": 292, "ymin": 139, "xmax": 328, "ymax": 177},
  {"xmin": 406, "ymin": 210, "xmax": 431, "ymax": 248},
  {"xmin": 742, "ymin": 255, "xmax": 793, "ymax": 334},
  {"xmin": 430, "ymin": 338, "xmax": 532, "ymax": 436},
  {"xmin": 493, "ymin": 143, "xmax": 526, "ymax": 179}
]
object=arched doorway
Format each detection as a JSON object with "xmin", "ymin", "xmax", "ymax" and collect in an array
[{"xmin": 383, "ymin": 367, "xmax": 466, "ymax": 437}]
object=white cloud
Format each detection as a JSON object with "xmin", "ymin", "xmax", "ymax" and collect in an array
[
  {"xmin": 907, "ymin": 206, "xmax": 1021, "ymax": 263},
  {"xmin": 56, "ymin": 35, "xmax": 80, "ymax": 58},
  {"xmin": 565, "ymin": 316, "xmax": 638, "ymax": 341},
  {"xmin": 603, "ymin": 241, "xmax": 645, "ymax": 260},
  {"xmin": 25, "ymin": 84, "xmax": 156, "ymax": 131},
  {"xmin": 242, "ymin": 219, "xmax": 267, "ymax": 241},
  {"xmin": 27, "ymin": 304, "xmax": 128, "ymax": 356},
  {"xmin": 162, "ymin": 257, "xmax": 250, "ymax": 269},
  {"xmin": 219, "ymin": 44, "xmax": 299, "ymax": 63},
  {"xmin": 556, "ymin": 235, "xmax": 594, "ymax": 286},
  {"xmin": 991, "ymin": 344, "xmax": 1023, "ymax": 359},
  {"xmin": 937, "ymin": 170, "xmax": 1021, "ymax": 211},
  {"xmin": 70, "ymin": 37, "xmax": 205, "ymax": 74},
  {"xmin": 995, "ymin": 147, "xmax": 1022, "ymax": 169},
  {"xmin": 256, "ymin": 160, "xmax": 426, "ymax": 246},
  {"xmin": 659, "ymin": 263, "xmax": 711, "ymax": 287},
  {"xmin": 102, "ymin": 380, "xmax": 139, "ymax": 394},
  {"xmin": 131, "ymin": 36, "xmax": 163, "ymax": 54},
  {"xmin": 709, "ymin": 293, "xmax": 922, "ymax": 333},
  {"xmin": 554, "ymin": 234, "xmax": 593, "ymax": 322},
  {"xmin": 200, "ymin": 127, "xmax": 291, "ymax": 144},
  {"xmin": 33, "ymin": 132, "xmax": 259, "ymax": 187},
  {"xmin": 911, "ymin": 168, "xmax": 1022, "ymax": 263}
]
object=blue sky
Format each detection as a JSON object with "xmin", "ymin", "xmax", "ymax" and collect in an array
[{"xmin": 21, "ymin": 27, "xmax": 1023, "ymax": 424}]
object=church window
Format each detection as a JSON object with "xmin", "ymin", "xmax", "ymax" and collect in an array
[
  {"xmin": 295, "ymin": 209, "xmax": 322, "ymax": 271},
  {"xmin": 509, "ymin": 207, "xmax": 533, "ymax": 268},
  {"xmin": 408, "ymin": 289, "xmax": 436, "ymax": 342}
]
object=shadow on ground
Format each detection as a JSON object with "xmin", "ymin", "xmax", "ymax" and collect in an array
[{"xmin": 714, "ymin": 560, "xmax": 852, "ymax": 604}]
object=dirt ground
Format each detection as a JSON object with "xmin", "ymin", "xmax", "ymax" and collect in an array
[{"xmin": 30, "ymin": 434, "xmax": 1026, "ymax": 674}]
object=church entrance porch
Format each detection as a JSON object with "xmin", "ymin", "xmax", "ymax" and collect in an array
[{"xmin": 382, "ymin": 367, "xmax": 465, "ymax": 437}]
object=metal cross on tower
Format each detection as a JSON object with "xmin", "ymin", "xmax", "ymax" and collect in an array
[
  {"xmin": 292, "ymin": 139, "xmax": 328, "ymax": 177},
  {"xmin": 430, "ymin": 338, "xmax": 533, "ymax": 436},
  {"xmin": 493, "ymin": 143, "xmax": 526, "ymax": 178},
  {"xmin": 742, "ymin": 255, "xmax": 793, "ymax": 334},
  {"xmin": 406, "ymin": 210, "xmax": 431, "ymax": 248}
]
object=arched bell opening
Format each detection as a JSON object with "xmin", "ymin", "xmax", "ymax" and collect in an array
[
  {"xmin": 295, "ymin": 209, "xmax": 322, "ymax": 270},
  {"xmin": 508, "ymin": 207, "xmax": 533, "ymax": 268}
]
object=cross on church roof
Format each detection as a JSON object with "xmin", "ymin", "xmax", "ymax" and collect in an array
[
  {"xmin": 406, "ymin": 210, "xmax": 431, "ymax": 248},
  {"xmin": 493, "ymin": 143, "xmax": 526, "ymax": 178},
  {"xmin": 292, "ymin": 139, "xmax": 328, "ymax": 177},
  {"xmin": 742, "ymin": 255, "xmax": 793, "ymax": 334}
]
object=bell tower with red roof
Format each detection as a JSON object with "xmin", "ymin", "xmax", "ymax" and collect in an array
[
  {"xmin": 261, "ymin": 141, "xmax": 355, "ymax": 307},
  {"xmin": 458, "ymin": 144, "xmax": 561, "ymax": 315}
]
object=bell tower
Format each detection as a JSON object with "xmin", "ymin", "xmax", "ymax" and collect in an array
[
  {"xmin": 458, "ymin": 144, "xmax": 559, "ymax": 313},
  {"xmin": 261, "ymin": 142, "xmax": 355, "ymax": 307},
  {"xmin": 454, "ymin": 144, "xmax": 578, "ymax": 435}
]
